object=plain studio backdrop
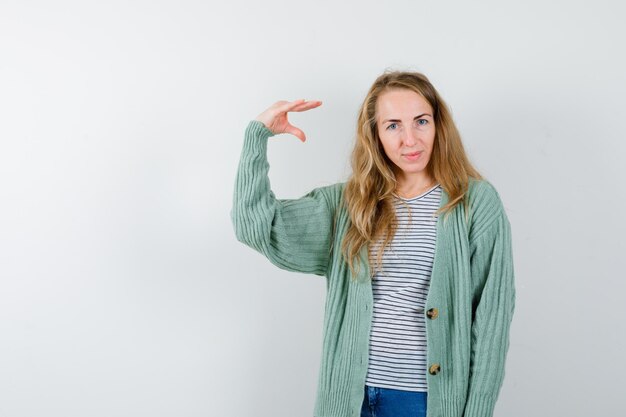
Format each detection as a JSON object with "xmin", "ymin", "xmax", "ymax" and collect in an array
[{"xmin": 1, "ymin": 1, "xmax": 625, "ymax": 416}]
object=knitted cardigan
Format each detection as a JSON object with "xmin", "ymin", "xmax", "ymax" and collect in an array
[{"xmin": 231, "ymin": 120, "xmax": 516, "ymax": 417}]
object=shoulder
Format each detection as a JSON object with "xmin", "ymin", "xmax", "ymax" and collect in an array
[
  {"xmin": 316, "ymin": 182, "xmax": 346, "ymax": 209},
  {"xmin": 466, "ymin": 178, "xmax": 508, "ymax": 241},
  {"xmin": 468, "ymin": 178, "xmax": 504, "ymax": 209}
]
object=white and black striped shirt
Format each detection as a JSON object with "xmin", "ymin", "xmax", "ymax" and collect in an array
[{"xmin": 365, "ymin": 183, "xmax": 442, "ymax": 392}]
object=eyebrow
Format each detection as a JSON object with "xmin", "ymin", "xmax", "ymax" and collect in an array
[{"xmin": 382, "ymin": 114, "xmax": 432, "ymax": 123}]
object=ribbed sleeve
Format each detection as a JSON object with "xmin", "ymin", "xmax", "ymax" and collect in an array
[
  {"xmin": 464, "ymin": 210, "xmax": 516, "ymax": 417},
  {"xmin": 230, "ymin": 120, "xmax": 336, "ymax": 276}
]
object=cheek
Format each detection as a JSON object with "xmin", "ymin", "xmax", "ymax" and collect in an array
[
  {"xmin": 426, "ymin": 133, "xmax": 436, "ymax": 153},
  {"xmin": 381, "ymin": 144, "xmax": 395, "ymax": 161},
  {"xmin": 378, "ymin": 136, "xmax": 396, "ymax": 156}
]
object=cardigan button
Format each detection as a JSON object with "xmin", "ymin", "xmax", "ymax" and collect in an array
[
  {"xmin": 429, "ymin": 363, "xmax": 441, "ymax": 375},
  {"xmin": 426, "ymin": 308, "xmax": 439, "ymax": 319}
]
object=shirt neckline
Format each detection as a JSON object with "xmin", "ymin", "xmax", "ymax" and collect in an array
[{"xmin": 392, "ymin": 183, "xmax": 441, "ymax": 202}]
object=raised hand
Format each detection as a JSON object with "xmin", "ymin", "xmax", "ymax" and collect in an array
[{"xmin": 254, "ymin": 99, "xmax": 322, "ymax": 142}]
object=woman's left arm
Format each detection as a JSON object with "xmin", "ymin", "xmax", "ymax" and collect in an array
[{"xmin": 464, "ymin": 207, "xmax": 516, "ymax": 417}]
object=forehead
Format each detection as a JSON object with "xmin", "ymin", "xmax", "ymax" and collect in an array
[{"xmin": 376, "ymin": 88, "xmax": 432, "ymax": 119}]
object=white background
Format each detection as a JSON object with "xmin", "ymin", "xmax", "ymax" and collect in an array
[{"xmin": 1, "ymin": 1, "xmax": 625, "ymax": 416}]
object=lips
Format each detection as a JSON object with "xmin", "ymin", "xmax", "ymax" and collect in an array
[{"xmin": 402, "ymin": 151, "xmax": 423, "ymax": 162}]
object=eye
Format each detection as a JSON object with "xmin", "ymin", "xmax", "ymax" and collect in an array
[
  {"xmin": 386, "ymin": 122, "xmax": 398, "ymax": 130},
  {"xmin": 417, "ymin": 119, "xmax": 429, "ymax": 126}
]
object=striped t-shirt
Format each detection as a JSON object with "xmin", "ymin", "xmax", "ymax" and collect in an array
[{"xmin": 365, "ymin": 183, "xmax": 442, "ymax": 392}]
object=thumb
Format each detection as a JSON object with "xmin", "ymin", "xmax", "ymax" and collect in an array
[{"xmin": 284, "ymin": 124, "xmax": 306, "ymax": 142}]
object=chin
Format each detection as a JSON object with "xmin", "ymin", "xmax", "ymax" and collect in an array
[{"xmin": 403, "ymin": 165, "xmax": 427, "ymax": 173}]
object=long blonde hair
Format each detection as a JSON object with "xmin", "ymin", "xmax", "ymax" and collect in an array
[{"xmin": 340, "ymin": 70, "xmax": 482, "ymax": 278}]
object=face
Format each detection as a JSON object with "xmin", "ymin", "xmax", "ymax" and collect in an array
[{"xmin": 375, "ymin": 88, "xmax": 436, "ymax": 185}]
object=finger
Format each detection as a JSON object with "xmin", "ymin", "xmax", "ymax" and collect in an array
[
  {"xmin": 281, "ymin": 99, "xmax": 321, "ymax": 113},
  {"xmin": 277, "ymin": 99, "xmax": 306, "ymax": 113},
  {"xmin": 284, "ymin": 124, "xmax": 306, "ymax": 142},
  {"xmin": 290, "ymin": 100, "xmax": 322, "ymax": 112}
]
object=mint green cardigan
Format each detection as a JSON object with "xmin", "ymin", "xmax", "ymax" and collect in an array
[{"xmin": 231, "ymin": 120, "xmax": 516, "ymax": 417}]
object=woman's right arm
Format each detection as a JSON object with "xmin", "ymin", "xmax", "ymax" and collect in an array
[{"xmin": 230, "ymin": 100, "xmax": 336, "ymax": 277}]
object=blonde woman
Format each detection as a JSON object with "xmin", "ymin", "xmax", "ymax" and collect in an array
[{"xmin": 231, "ymin": 71, "xmax": 515, "ymax": 417}]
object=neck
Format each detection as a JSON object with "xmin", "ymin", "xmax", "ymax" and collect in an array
[{"xmin": 394, "ymin": 173, "xmax": 436, "ymax": 198}]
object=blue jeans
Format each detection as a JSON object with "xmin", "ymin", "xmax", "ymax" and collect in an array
[{"xmin": 360, "ymin": 385, "xmax": 427, "ymax": 417}]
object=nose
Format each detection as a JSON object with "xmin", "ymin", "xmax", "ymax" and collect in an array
[{"xmin": 403, "ymin": 128, "xmax": 418, "ymax": 146}]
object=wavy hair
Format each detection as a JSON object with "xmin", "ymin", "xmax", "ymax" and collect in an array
[{"xmin": 340, "ymin": 70, "xmax": 482, "ymax": 278}]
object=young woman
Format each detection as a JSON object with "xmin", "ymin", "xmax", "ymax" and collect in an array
[{"xmin": 231, "ymin": 71, "xmax": 515, "ymax": 417}]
